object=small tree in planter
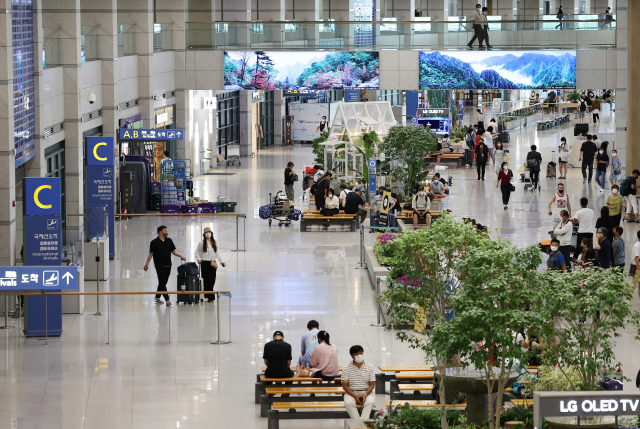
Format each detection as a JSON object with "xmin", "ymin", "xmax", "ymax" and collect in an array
[
  {"xmin": 311, "ymin": 131, "xmax": 330, "ymax": 165},
  {"xmin": 378, "ymin": 216, "xmax": 488, "ymax": 429},
  {"xmin": 378, "ymin": 124, "xmax": 437, "ymax": 195},
  {"xmin": 539, "ymin": 268, "xmax": 640, "ymax": 390},
  {"xmin": 434, "ymin": 240, "xmax": 546, "ymax": 429}
]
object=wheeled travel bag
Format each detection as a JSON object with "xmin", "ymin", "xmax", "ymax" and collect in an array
[{"xmin": 177, "ymin": 262, "xmax": 200, "ymax": 303}]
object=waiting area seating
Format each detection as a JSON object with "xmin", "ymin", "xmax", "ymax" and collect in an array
[
  {"xmin": 300, "ymin": 211, "xmax": 359, "ymax": 231},
  {"xmin": 261, "ymin": 386, "xmax": 345, "ymax": 417},
  {"xmin": 423, "ymin": 152, "xmax": 465, "ymax": 168},
  {"xmin": 535, "ymin": 114, "xmax": 571, "ymax": 130},
  {"xmin": 267, "ymin": 402, "xmax": 375, "ymax": 429}
]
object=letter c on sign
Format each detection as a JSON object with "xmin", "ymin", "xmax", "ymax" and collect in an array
[
  {"xmin": 34, "ymin": 185, "xmax": 52, "ymax": 209},
  {"xmin": 93, "ymin": 142, "xmax": 107, "ymax": 161}
]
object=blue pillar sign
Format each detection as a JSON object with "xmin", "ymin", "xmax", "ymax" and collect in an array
[
  {"xmin": 86, "ymin": 136, "xmax": 115, "ymax": 259},
  {"xmin": 22, "ymin": 177, "xmax": 63, "ymax": 337},
  {"xmin": 368, "ymin": 159, "xmax": 377, "ymax": 195}
]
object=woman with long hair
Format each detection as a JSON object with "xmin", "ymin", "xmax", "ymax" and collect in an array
[
  {"xmin": 195, "ymin": 227, "xmax": 226, "ymax": 302},
  {"xmin": 310, "ymin": 330, "xmax": 339, "ymax": 381}
]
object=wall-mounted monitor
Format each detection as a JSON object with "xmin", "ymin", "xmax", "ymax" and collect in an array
[
  {"xmin": 224, "ymin": 51, "xmax": 380, "ymax": 90},
  {"xmin": 419, "ymin": 50, "xmax": 576, "ymax": 90},
  {"xmin": 417, "ymin": 117, "xmax": 450, "ymax": 136}
]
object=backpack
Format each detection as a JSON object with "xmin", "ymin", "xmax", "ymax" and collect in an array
[
  {"xmin": 547, "ymin": 251, "xmax": 563, "ymax": 270},
  {"xmin": 528, "ymin": 157, "xmax": 540, "ymax": 170},
  {"xmin": 620, "ymin": 176, "xmax": 633, "ymax": 197},
  {"xmin": 465, "ymin": 133, "xmax": 474, "ymax": 149}
]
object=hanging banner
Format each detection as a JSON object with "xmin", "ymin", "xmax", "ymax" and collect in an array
[
  {"xmin": 86, "ymin": 136, "xmax": 115, "ymax": 259},
  {"xmin": 290, "ymin": 102, "xmax": 330, "ymax": 141}
]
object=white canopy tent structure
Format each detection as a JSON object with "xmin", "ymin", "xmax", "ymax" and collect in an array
[{"xmin": 323, "ymin": 101, "xmax": 397, "ymax": 184}]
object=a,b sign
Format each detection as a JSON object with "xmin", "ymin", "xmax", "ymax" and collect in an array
[
  {"xmin": 24, "ymin": 177, "xmax": 61, "ymax": 216},
  {"xmin": 87, "ymin": 136, "xmax": 114, "ymax": 165}
]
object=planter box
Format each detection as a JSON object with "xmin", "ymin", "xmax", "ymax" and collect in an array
[{"xmin": 345, "ymin": 419, "xmax": 374, "ymax": 429}]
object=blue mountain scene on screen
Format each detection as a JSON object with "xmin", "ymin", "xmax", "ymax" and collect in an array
[{"xmin": 419, "ymin": 51, "xmax": 576, "ymax": 90}]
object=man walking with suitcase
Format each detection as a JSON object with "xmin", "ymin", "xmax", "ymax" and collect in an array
[{"xmin": 144, "ymin": 225, "xmax": 187, "ymax": 305}]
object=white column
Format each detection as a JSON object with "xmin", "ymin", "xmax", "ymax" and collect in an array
[
  {"xmin": 239, "ymin": 92, "xmax": 253, "ymax": 157},
  {"xmin": 43, "ymin": 0, "xmax": 84, "ymax": 235}
]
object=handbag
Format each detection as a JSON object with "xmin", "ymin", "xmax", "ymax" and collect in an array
[
  {"xmin": 502, "ymin": 153, "xmax": 510, "ymax": 162},
  {"xmin": 211, "ymin": 260, "xmax": 218, "ymax": 269},
  {"xmin": 292, "ymin": 174, "xmax": 299, "ymax": 182},
  {"xmin": 630, "ymin": 264, "xmax": 637, "ymax": 276}
]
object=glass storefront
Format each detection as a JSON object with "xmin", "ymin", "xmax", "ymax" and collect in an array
[{"xmin": 217, "ymin": 91, "xmax": 240, "ymax": 158}]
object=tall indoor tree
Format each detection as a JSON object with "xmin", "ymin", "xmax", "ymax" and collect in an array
[{"xmin": 379, "ymin": 216, "xmax": 488, "ymax": 429}]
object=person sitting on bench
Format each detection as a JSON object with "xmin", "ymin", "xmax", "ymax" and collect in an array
[
  {"xmin": 342, "ymin": 345, "xmax": 376, "ymax": 420},
  {"xmin": 344, "ymin": 188, "xmax": 368, "ymax": 225},
  {"xmin": 310, "ymin": 331, "xmax": 339, "ymax": 381},
  {"xmin": 263, "ymin": 330, "xmax": 294, "ymax": 379},
  {"xmin": 320, "ymin": 188, "xmax": 340, "ymax": 230},
  {"xmin": 370, "ymin": 186, "xmax": 396, "ymax": 231},
  {"xmin": 430, "ymin": 174, "xmax": 447, "ymax": 200},
  {"xmin": 412, "ymin": 186, "xmax": 431, "ymax": 230}
]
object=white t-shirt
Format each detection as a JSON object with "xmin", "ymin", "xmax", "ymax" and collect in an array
[
  {"xmin": 573, "ymin": 207, "xmax": 595, "ymax": 234},
  {"xmin": 325, "ymin": 195, "xmax": 339, "ymax": 209},
  {"xmin": 632, "ymin": 241, "xmax": 640, "ymax": 266},
  {"xmin": 339, "ymin": 189, "xmax": 351, "ymax": 204},
  {"xmin": 483, "ymin": 132, "xmax": 493, "ymax": 149}
]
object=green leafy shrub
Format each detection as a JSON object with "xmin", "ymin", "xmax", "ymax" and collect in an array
[
  {"xmin": 373, "ymin": 404, "xmax": 465, "ymax": 429},
  {"xmin": 311, "ymin": 131, "xmax": 329, "ymax": 165}
]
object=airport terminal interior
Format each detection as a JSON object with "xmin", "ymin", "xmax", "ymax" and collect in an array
[{"xmin": 1, "ymin": 0, "xmax": 639, "ymax": 428}]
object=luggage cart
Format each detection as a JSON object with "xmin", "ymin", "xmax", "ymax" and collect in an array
[
  {"xmin": 258, "ymin": 191, "xmax": 301, "ymax": 227},
  {"xmin": 521, "ymin": 166, "xmax": 533, "ymax": 191},
  {"xmin": 225, "ymin": 144, "xmax": 241, "ymax": 166}
]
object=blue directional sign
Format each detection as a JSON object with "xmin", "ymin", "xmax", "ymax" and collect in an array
[
  {"xmin": 368, "ymin": 159, "xmax": 377, "ymax": 169},
  {"xmin": 87, "ymin": 136, "xmax": 114, "ymax": 166},
  {"xmin": 0, "ymin": 266, "xmax": 78, "ymax": 290},
  {"xmin": 118, "ymin": 128, "xmax": 184, "ymax": 140},
  {"xmin": 25, "ymin": 215, "xmax": 61, "ymax": 265},
  {"xmin": 24, "ymin": 177, "xmax": 61, "ymax": 216},
  {"xmin": 346, "ymin": 90, "xmax": 360, "ymax": 102}
]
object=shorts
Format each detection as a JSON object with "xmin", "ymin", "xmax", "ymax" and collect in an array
[
  {"xmin": 579, "ymin": 111, "xmax": 586, "ymax": 118},
  {"xmin": 414, "ymin": 210, "xmax": 429, "ymax": 217},
  {"xmin": 350, "ymin": 208, "xmax": 367, "ymax": 217},
  {"xmin": 626, "ymin": 196, "xmax": 638, "ymax": 214},
  {"xmin": 558, "ymin": 158, "xmax": 567, "ymax": 164}
]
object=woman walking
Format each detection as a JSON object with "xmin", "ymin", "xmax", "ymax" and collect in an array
[
  {"xmin": 195, "ymin": 227, "xmax": 226, "ymax": 302},
  {"xmin": 606, "ymin": 185, "xmax": 624, "ymax": 226},
  {"xmin": 494, "ymin": 141, "xmax": 507, "ymax": 177},
  {"xmin": 496, "ymin": 161, "xmax": 514, "ymax": 210},
  {"xmin": 610, "ymin": 149, "xmax": 621, "ymax": 187},
  {"xmin": 557, "ymin": 137, "xmax": 570, "ymax": 179}
]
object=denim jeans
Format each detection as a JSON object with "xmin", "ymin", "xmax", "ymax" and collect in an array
[
  {"xmin": 370, "ymin": 212, "xmax": 396, "ymax": 228},
  {"xmin": 582, "ymin": 159, "xmax": 593, "ymax": 181},
  {"xmin": 595, "ymin": 170, "xmax": 607, "ymax": 189}
]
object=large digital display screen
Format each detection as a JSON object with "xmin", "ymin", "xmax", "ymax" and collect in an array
[
  {"xmin": 419, "ymin": 50, "xmax": 576, "ymax": 90},
  {"xmin": 224, "ymin": 51, "xmax": 379, "ymax": 90},
  {"xmin": 417, "ymin": 117, "xmax": 450, "ymax": 136}
]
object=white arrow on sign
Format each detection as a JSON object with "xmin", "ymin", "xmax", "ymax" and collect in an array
[
  {"xmin": 176, "ymin": 131, "xmax": 182, "ymax": 137},
  {"xmin": 62, "ymin": 272, "xmax": 74, "ymax": 285}
]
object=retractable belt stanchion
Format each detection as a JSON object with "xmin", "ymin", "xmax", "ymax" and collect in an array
[
  {"xmin": 355, "ymin": 226, "xmax": 367, "ymax": 270},
  {"xmin": 44, "ymin": 295, "xmax": 49, "ymax": 345},
  {"xmin": 94, "ymin": 238, "xmax": 101, "ymax": 316},
  {"xmin": 0, "ymin": 296, "xmax": 15, "ymax": 329},
  {"xmin": 232, "ymin": 215, "xmax": 246, "ymax": 252},
  {"xmin": 210, "ymin": 291, "xmax": 232, "ymax": 345}
]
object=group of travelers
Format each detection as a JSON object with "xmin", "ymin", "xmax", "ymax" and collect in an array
[{"xmin": 263, "ymin": 321, "xmax": 376, "ymax": 420}]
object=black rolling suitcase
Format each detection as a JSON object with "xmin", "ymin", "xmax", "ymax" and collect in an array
[
  {"xmin": 547, "ymin": 151, "xmax": 557, "ymax": 178},
  {"xmin": 177, "ymin": 262, "xmax": 199, "ymax": 304},
  {"xmin": 499, "ymin": 130, "xmax": 510, "ymax": 143},
  {"xmin": 574, "ymin": 123, "xmax": 589, "ymax": 136}
]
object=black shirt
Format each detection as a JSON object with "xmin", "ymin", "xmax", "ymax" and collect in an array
[
  {"xmin": 344, "ymin": 192, "xmax": 365, "ymax": 214},
  {"xmin": 149, "ymin": 237, "xmax": 176, "ymax": 268},
  {"xmin": 315, "ymin": 177, "xmax": 330, "ymax": 199},
  {"xmin": 474, "ymin": 145, "xmax": 488, "ymax": 163},
  {"xmin": 629, "ymin": 177, "xmax": 637, "ymax": 196},
  {"xmin": 580, "ymin": 141, "xmax": 597, "ymax": 160},
  {"xmin": 587, "ymin": 90, "xmax": 595, "ymax": 99},
  {"xmin": 596, "ymin": 153, "xmax": 609, "ymax": 172},
  {"xmin": 263, "ymin": 339, "xmax": 294, "ymax": 378},
  {"xmin": 284, "ymin": 167, "xmax": 293, "ymax": 185},
  {"xmin": 595, "ymin": 216, "xmax": 615, "ymax": 243},
  {"xmin": 597, "ymin": 238, "xmax": 611, "ymax": 269},
  {"xmin": 526, "ymin": 151, "xmax": 542, "ymax": 171}
]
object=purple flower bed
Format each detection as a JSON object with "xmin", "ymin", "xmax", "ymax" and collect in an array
[
  {"xmin": 395, "ymin": 275, "xmax": 420, "ymax": 287},
  {"xmin": 377, "ymin": 234, "xmax": 396, "ymax": 245}
]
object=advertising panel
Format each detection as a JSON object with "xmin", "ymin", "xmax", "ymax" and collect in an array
[
  {"xmin": 290, "ymin": 103, "xmax": 330, "ymax": 141},
  {"xmin": 224, "ymin": 51, "xmax": 379, "ymax": 90},
  {"xmin": 417, "ymin": 117, "xmax": 450, "ymax": 136},
  {"xmin": 418, "ymin": 50, "xmax": 576, "ymax": 90}
]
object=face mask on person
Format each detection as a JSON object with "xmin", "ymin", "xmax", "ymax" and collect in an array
[
  {"xmin": 599, "ymin": 151, "xmax": 603, "ymax": 154},
  {"xmin": 558, "ymin": 189, "xmax": 564, "ymax": 194},
  {"xmin": 503, "ymin": 166, "xmax": 508, "ymax": 171},
  {"xmin": 418, "ymin": 191, "xmax": 426, "ymax": 196},
  {"xmin": 354, "ymin": 355, "xmax": 365, "ymax": 363},
  {"xmin": 163, "ymin": 232, "xmax": 168, "ymax": 238},
  {"xmin": 477, "ymin": 7, "xmax": 481, "ymax": 11},
  {"xmin": 550, "ymin": 246, "xmax": 558, "ymax": 252},
  {"xmin": 613, "ymin": 189, "xmax": 619, "ymax": 194},
  {"xmin": 205, "ymin": 232, "xmax": 212, "ymax": 238},
  {"xmin": 612, "ymin": 152, "xmax": 617, "ymax": 157},
  {"xmin": 328, "ymin": 193, "xmax": 333, "ymax": 198}
]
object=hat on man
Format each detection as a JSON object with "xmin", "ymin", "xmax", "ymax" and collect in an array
[
  {"xmin": 418, "ymin": 186, "xmax": 425, "ymax": 190},
  {"xmin": 273, "ymin": 330, "xmax": 284, "ymax": 338}
]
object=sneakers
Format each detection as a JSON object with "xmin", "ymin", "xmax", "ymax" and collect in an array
[
  {"xmin": 583, "ymin": 178, "xmax": 586, "ymax": 183},
  {"xmin": 504, "ymin": 205, "xmax": 508, "ymax": 210},
  {"xmin": 154, "ymin": 298, "xmax": 164, "ymax": 305},
  {"xmin": 165, "ymin": 301, "xmax": 172, "ymax": 306}
]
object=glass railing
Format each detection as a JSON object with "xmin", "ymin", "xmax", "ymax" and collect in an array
[
  {"xmin": 43, "ymin": 27, "xmax": 62, "ymax": 69},
  {"xmin": 118, "ymin": 24, "xmax": 137, "ymax": 57},
  {"xmin": 153, "ymin": 23, "xmax": 174, "ymax": 52},
  {"xmin": 185, "ymin": 17, "xmax": 616, "ymax": 51}
]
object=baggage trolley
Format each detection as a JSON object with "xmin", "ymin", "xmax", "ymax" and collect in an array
[{"xmin": 521, "ymin": 166, "xmax": 533, "ymax": 191}]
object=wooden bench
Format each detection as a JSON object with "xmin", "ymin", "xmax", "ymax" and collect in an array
[
  {"xmin": 261, "ymin": 386, "xmax": 345, "ymax": 417},
  {"xmin": 255, "ymin": 375, "xmax": 342, "ymax": 404},
  {"xmin": 386, "ymin": 400, "xmax": 466, "ymax": 409},
  {"xmin": 389, "ymin": 372, "xmax": 435, "ymax": 396},
  {"xmin": 375, "ymin": 366, "xmax": 434, "ymax": 394},
  {"xmin": 390, "ymin": 383, "xmax": 435, "ymax": 401},
  {"xmin": 511, "ymin": 399, "xmax": 534, "ymax": 407},
  {"xmin": 260, "ymin": 366, "xmax": 343, "ymax": 373},
  {"xmin": 424, "ymin": 153, "xmax": 465, "ymax": 168},
  {"xmin": 300, "ymin": 213, "xmax": 359, "ymax": 232},
  {"xmin": 268, "ymin": 401, "xmax": 376, "ymax": 429}
]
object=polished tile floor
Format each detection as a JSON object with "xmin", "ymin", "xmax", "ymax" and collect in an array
[{"xmin": 1, "ymin": 108, "xmax": 639, "ymax": 429}]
